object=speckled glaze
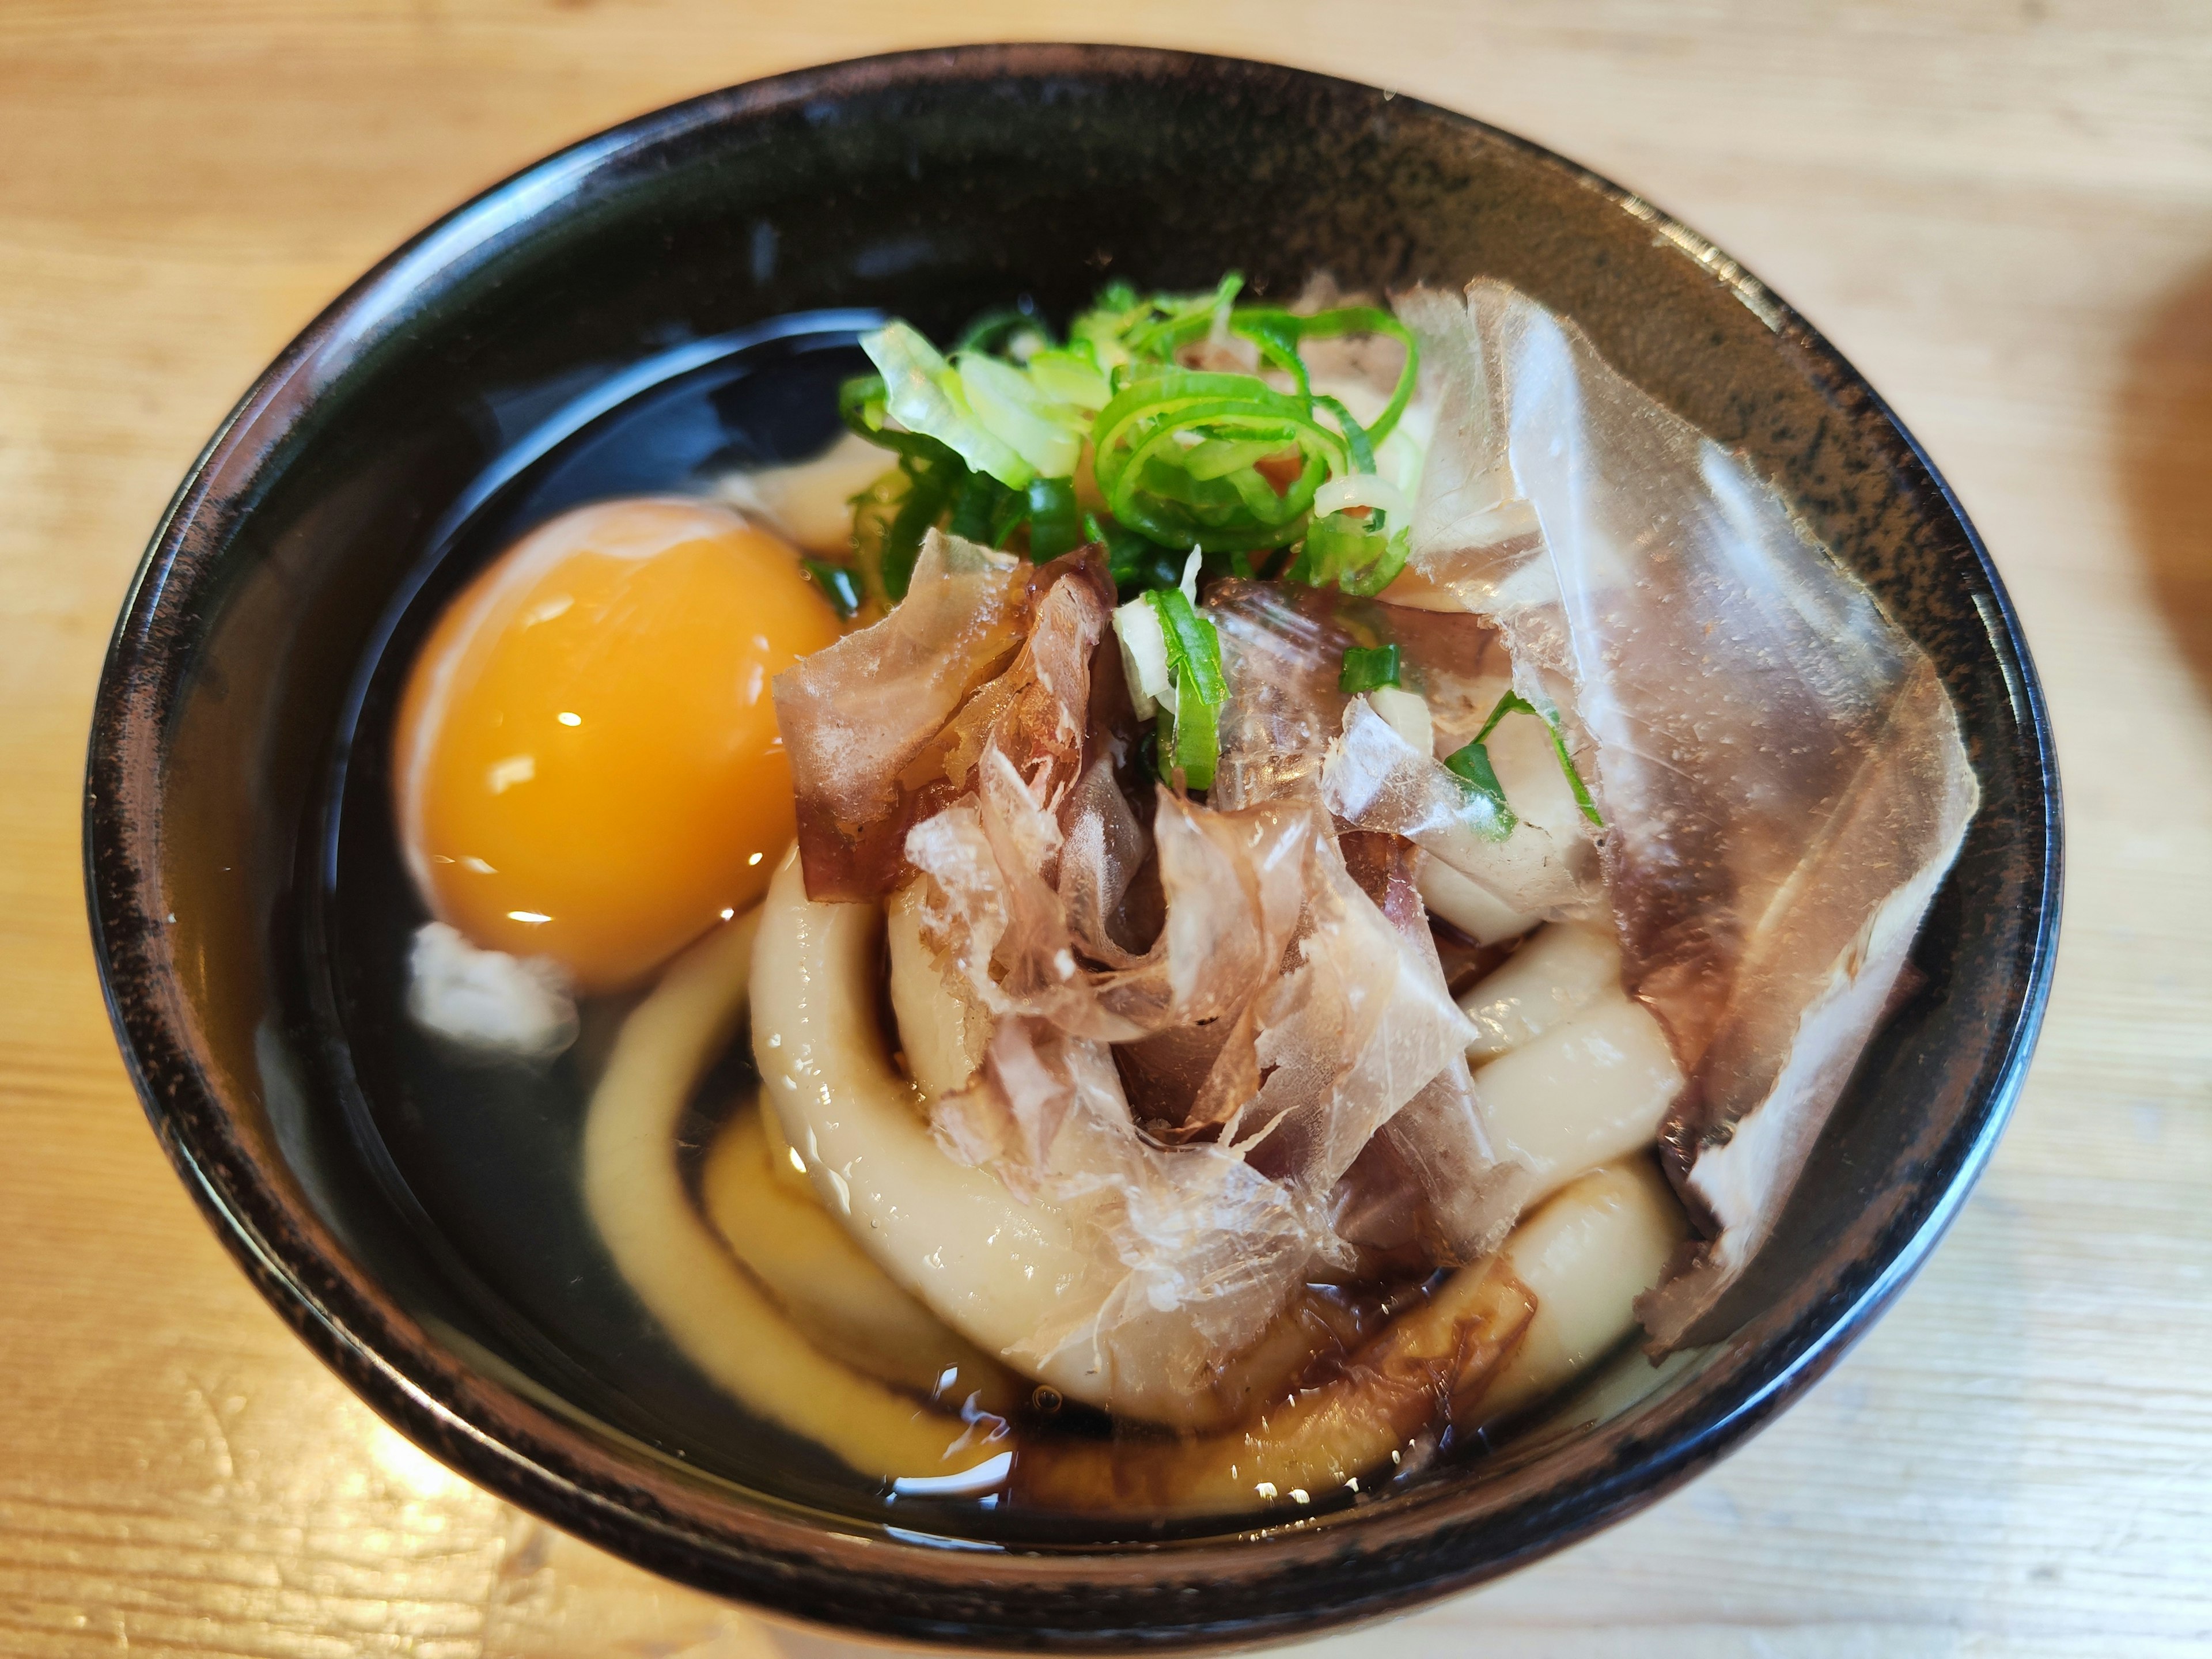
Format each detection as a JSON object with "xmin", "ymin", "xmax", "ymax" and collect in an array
[{"xmin": 85, "ymin": 45, "xmax": 2058, "ymax": 1650}]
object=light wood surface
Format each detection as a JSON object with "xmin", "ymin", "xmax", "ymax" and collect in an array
[{"xmin": 5, "ymin": 3, "xmax": 2209, "ymax": 1654}]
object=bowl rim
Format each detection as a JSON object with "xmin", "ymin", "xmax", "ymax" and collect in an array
[{"xmin": 82, "ymin": 40, "xmax": 2062, "ymax": 1649}]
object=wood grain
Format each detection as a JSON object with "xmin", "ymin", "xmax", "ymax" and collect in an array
[{"xmin": 4, "ymin": 2, "xmax": 2210, "ymax": 1654}]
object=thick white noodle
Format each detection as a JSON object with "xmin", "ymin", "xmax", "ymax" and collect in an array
[
  {"xmin": 883, "ymin": 880, "xmax": 987, "ymax": 1100},
  {"xmin": 579, "ymin": 906, "xmax": 1003, "ymax": 1483},
  {"xmin": 1469, "ymin": 990, "xmax": 1684, "ymax": 1207},
  {"xmin": 1459, "ymin": 921, "xmax": 1621, "ymax": 1059},
  {"xmin": 1481, "ymin": 1158, "xmax": 1688, "ymax": 1426},
  {"xmin": 751, "ymin": 849, "xmax": 1228, "ymax": 1421}
]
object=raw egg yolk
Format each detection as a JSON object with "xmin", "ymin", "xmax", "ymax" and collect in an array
[{"xmin": 393, "ymin": 497, "xmax": 840, "ymax": 993}]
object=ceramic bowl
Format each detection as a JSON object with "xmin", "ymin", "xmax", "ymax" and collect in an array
[{"xmin": 85, "ymin": 44, "xmax": 2059, "ymax": 1649}]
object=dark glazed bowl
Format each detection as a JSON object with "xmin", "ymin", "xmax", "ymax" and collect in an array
[{"xmin": 85, "ymin": 44, "xmax": 2058, "ymax": 1650}]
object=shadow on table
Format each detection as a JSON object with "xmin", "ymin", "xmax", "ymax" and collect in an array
[{"xmin": 2120, "ymin": 259, "xmax": 2212, "ymax": 697}]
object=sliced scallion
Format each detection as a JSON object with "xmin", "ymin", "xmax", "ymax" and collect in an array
[
  {"xmin": 1144, "ymin": 586, "xmax": 1225, "ymax": 789},
  {"xmin": 948, "ymin": 470, "xmax": 1016, "ymax": 547},
  {"xmin": 862, "ymin": 321, "xmax": 1039, "ymax": 489},
  {"xmin": 840, "ymin": 281, "xmax": 1425, "ymax": 606},
  {"xmin": 1088, "ymin": 511, "xmax": 1185, "ymax": 596},
  {"xmin": 1448, "ymin": 690, "xmax": 1607, "ymax": 834},
  {"xmin": 1338, "ymin": 643, "xmax": 1402, "ymax": 694},
  {"xmin": 1025, "ymin": 478, "xmax": 1082, "ymax": 560},
  {"xmin": 1442, "ymin": 737, "xmax": 1518, "ymax": 840},
  {"xmin": 951, "ymin": 302, "xmax": 1048, "ymax": 358},
  {"xmin": 847, "ymin": 455, "xmax": 965, "ymax": 607},
  {"xmin": 1092, "ymin": 369, "xmax": 1344, "ymax": 553},
  {"xmin": 800, "ymin": 558, "xmax": 862, "ymax": 620}
]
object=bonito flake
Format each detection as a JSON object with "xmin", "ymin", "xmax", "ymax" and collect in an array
[
  {"xmin": 774, "ymin": 531, "xmax": 1113, "ymax": 901},
  {"xmin": 1207, "ymin": 579, "xmax": 1604, "ymax": 920},
  {"xmin": 1399, "ymin": 281, "xmax": 1980, "ymax": 1346},
  {"xmin": 861, "ymin": 555, "xmax": 1476, "ymax": 1395},
  {"xmin": 907, "ymin": 749, "xmax": 1479, "ymax": 1399}
]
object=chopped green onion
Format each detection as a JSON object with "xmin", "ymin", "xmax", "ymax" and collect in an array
[
  {"xmin": 862, "ymin": 321, "xmax": 1039, "ymax": 489},
  {"xmin": 949, "ymin": 471, "xmax": 1020, "ymax": 545},
  {"xmin": 1112, "ymin": 592, "xmax": 1174, "ymax": 718},
  {"xmin": 1069, "ymin": 280, "xmax": 1147, "ymax": 373},
  {"xmin": 1450, "ymin": 690, "xmax": 1607, "ymax": 832},
  {"xmin": 1157, "ymin": 698, "xmax": 1217, "ymax": 791},
  {"xmin": 1232, "ymin": 309, "xmax": 1313, "ymax": 398},
  {"xmin": 953, "ymin": 350, "xmax": 1084, "ymax": 481},
  {"xmin": 1478, "ymin": 691, "xmax": 1605, "ymax": 826},
  {"xmin": 1338, "ymin": 643, "xmax": 1402, "ymax": 693},
  {"xmin": 838, "ymin": 373, "xmax": 961, "ymax": 468},
  {"xmin": 887, "ymin": 459, "xmax": 962, "ymax": 599},
  {"xmin": 1097, "ymin": 294, "xmax": 1418, "ymax": 449},
  {"xmin": 847, "ymin": 469, "xmax": 904, "ymax": 607},
  {"xmin": 1442, "ymin": 737, "xmax": 1517, "ymax": 839},
  {"xmin": 1315, "ymin": 473, "xmax": 1410, "ymax": 519},
  {"xmin": 1026, "ymin": 342, "xmax": 1113, "ymax": 408},
  {"xmin": 1292, "ymin": 511, "xmax": 1408, "ymax": 596},
  {"xmin": 1471, "ymin": 691, "xmax": 1527, "ymax": 744},
  {"xmin": 1144, "ymin": 586, "xmax": 1225, "ymax": 790},
  {"xmin": 1025, "ymin": 478, "xmax": 1082, "ymax": 560},
  {"xmin": 952, "ymin": 303, "xmax": 1048, "ymax": 357},
  {"xmin": 989, "ymin": 487, "xmax": 1032, "ymax": 550},
  {"xmin": 1264, "ymin": 307, "xmax": 1419, "ymax": 446},
  {"xmin": 1338, "ymin": 527, "xmax": 1410, "ymax": 597},
  {"xmin": 849, "ymin": 457, "xmax": 965, "ymax": 607},
  {"xmin": 840, "ymin": 368, "xmax": 976, "ymax": 604},
  {"xmin": 1120, "ymin": 272, "xmax": 1244, "ymax": 363},
  {"xmin": 1311, "ymin": 394, "xmax": 1377, "ymax": 475},
  {"xmin": 1087, "ymin": 510, "xmax": 1186, "ymax": 596},
  {"xmin": 843, "ymin": 282, "xmax": 1424, "ymax": 607},
  {"xmin": 1147, "ymin": 588, "xmax": 1226, "ymax": 706},
  {"xmin": 1092, "ymin": 368, "xmax": 1344, "ymax": 552},
  {"xmin": 800, "ymin": 558, "xmax": 862, "ymax": 620}
]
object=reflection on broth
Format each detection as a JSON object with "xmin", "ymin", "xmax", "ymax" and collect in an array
[{"xmin": 362, "ymin": 275, "xmax": 1977, "ymax": 1527}]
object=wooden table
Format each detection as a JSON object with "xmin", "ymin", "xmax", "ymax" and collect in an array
[{"xmin": 6, "ymin": 3, "xmax": 2209, "ymax": 1653}]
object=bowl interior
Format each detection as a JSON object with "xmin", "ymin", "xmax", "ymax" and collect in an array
[{"xmin": 89, "ymin": 44, "xmax": 2055, "ymax": 1643}]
